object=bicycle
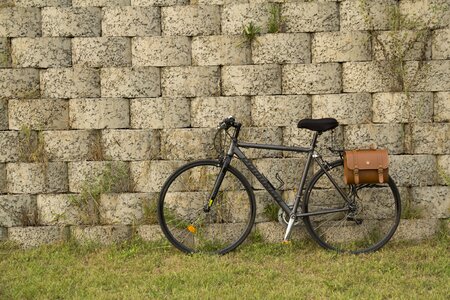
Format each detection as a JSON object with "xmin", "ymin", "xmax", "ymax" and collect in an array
[{"xmin": 158, "ymin": 116, "xmax": 401, "ymax": 254}]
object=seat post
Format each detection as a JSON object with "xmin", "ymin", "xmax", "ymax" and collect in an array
[{"xmin": 310, "ymin": 131, "xmax": 320, "ymax": 149}]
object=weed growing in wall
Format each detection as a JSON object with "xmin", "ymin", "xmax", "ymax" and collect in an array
[
  {"xmin": 90, "ymin": 130, "xmax": 104, "ymax": 161},
  {"xmin": 142, "ymin": 198, "xmax": 159, "ymax": 225},
  {"xmin": 18, "ymin": 125, "xmax": 48, "ymax": 164},
  {"xmin": 242, "ymin": 21, "xmax": 261, "ymax": 45},
  {"xmin": 359, "ymin": 0, "xmax": 448, "ymax": 95},
  {"xmin": 263, "ymin": 203, "xmax": 279, "ymax": 222},
  {"xmin": 401, "ymin": 197, "xmax": 423, "ymax": 219},
  {"xmin": 268, "ymin": 4, "xmax": 284, "ymax": 34},
  {"xmin": 438, "ymin": 167, "xmax": 450, "ymax": 186},
  {"xmin": 69, "ymin": 163, "xmax": 132, "ymax": 225}
]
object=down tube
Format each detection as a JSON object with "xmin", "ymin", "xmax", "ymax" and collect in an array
[{"xmin": 234, "ymin": 147, "xmax": 291, "ymax": 214}]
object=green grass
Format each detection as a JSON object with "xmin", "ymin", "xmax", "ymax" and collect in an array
[{"xmin": 0, "ymin": 237, "xmax": 449, "ymax": 299}]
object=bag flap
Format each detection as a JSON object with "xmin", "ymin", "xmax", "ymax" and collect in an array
[{"xmin": 345, "ymin": 149, "xmax": 389, "ymax": 170}]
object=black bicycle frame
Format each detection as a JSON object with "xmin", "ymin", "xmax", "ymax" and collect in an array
[{"xmin": 208, "ymin": 129, "xmax": 351, "ymax": 219}]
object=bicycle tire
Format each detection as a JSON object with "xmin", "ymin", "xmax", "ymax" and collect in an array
[
  {"xmin": 158, "ymin": 159, "xmax": 256, "ymax": 254},
  {"xmin": 303, "ymin": 159, "xmax": 401, "ymax": 254}
]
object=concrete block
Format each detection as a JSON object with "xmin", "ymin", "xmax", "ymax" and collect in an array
[
  {"xmin": 283, "ymin": 126, "xmax": 344, "ymax": 158},
  {"xmin": 434, "ymin": 92, "xmax": 450, "ymax": 122},
  {"xmin": 8, "ymin": 99, "xmax": 69, "ymax": 130},
  {"xmin": 162, "ymin": 5, "xmax": 220, "ymax": 36},
  {"xmin": 41, "ymin": 67, "xmax": 101, "ymax": 99},
  {"xmin": 282, "ymin": 2, "xmax": 339, "ymax": 32},
  {"xmin": 69, "ymin": 98, "xmax": 130, "ymax": 129},
  {"xmin": 161, "ymin": 128, "xmax": 216, "ymax": 160},
  {"xmin": 102, "ymin": 6, "xmax": 160, "ymax": 37},
  {"xmin": 372, "ymin": 92, "xmax": 433, "ymax": 123},
  {"xmin": 432, "ymin": 29, "xmax": 450, "ymax": 60},
  {"xmin": 191, "ymin": 97, "xmax": 251, "ymax": 128},
  {"xmin": 399, "ymin": 0, "xmax": 450, "ymax": 30},
  {"xmin": 73, "ymin": 0, "xmax": 130, "ymax": 6},
  {"xmin": 256, "ymin": 222, "xmax": 307, "ymax": 243},
  {"xmin": 437, "ymin": 155, "xmax": 450, "ymax": 186},
  {"xmin": 410, "ymin": 123, "xmax": 450, "ymax": 154},
  {"xmin": 411, "ymin": 187, "xmax": 450, "ymax": 219},
  {"xmin": 312, "ymin": 31, "xmax": 371, "ymax": 63},
  {"xmin": 6, "ymin": 162, "xmax": 68, "ymax": 193},
  {"xmin": 0, "ymin": 38, "xmax": 11, "ymax": 68},
  {"xmin": 405, "ymin": 60, "xmax": 450, "ymax": 92},
  {"xmin": 345, "ymin": 124, "xmax": 404, "ymax": 154},
  {"xmin": 42, "ymin": 130, "xmax": 97, "ymax": 161},
  {"xmin": 340, "ymin": 0, "xmax": 396, "ymax": 31},
  {"xmin": 8, "ymin": 226, "xmax": 69, "ymax": 248},
  {"xmin": 222, "ymin": 3, "xmax": 272, "ymax": 35},
  {"xmin": 222, "ymin": 65, "xmax": 281, "ymax": 96},
  {"xmin": 312, "ymin": 93, "xmax": 372, "ymax": 124},
  {"xmin": 130, "ymin": 98, "xmax": 190, "ymax": 129},
  {"xmin": 132, "ymin": 37, "xmax": 190, "ymax": 67},
  {"xmin": 68, "ymin": 161, "xmax": 130, "ymax": 193},
  {"xmin": 283, "ymin": 63, "xmax": 341, "ymax": 95},
  {"xmin": 390, "ymin": 155, "xmax": 437, "ymax": 187},
  {"xmin": 101, "ymin": 67, "xmax": 160, "ymax": 98},
  {"xmin": 252, "ymin": 158, "xmax": 306, "ymax": 190},
  {"xmin": 73, "ymin": 37, "xmax": 131, "ymax": 67},
  {"xmin": 0, "ymin": 99, "xmax": 8, "ymax": 130},
  {"xmin": 37, "ymin": 194, "xmax": 83, "ymax": 225},
  {"xmin": 0, "ymin": 164, "xmax": 5, "ymax": 193},
  {"xmin": 0, "ymin": 7, "xmax": 41, "ymax": 37},
  {"xmin": 312, "ymin": 93, "xmax": 372, "ymax": 125},
  {"xmin": 0, "ymin": 69, "xmax": 40, "ymax": 99},
  {"xmin": 131, "ymin": 0, "xmax": 188, "ymax": 6},
  {"xmin": 102, "ymin": 129, "xmax": 160, "ymax": 161},
  {"xmin": 161, "ymin": 66, "xmax": 220, "ymax": 97},
  {"xmin": 11, "ymin": 37, "xmax": 71, "ymax": 68},
  {"xmin": 393, "ymin": 219, "xmax": 439, "ymax": 241},
  {"xmin": 14, "ymin": 0, "xmax": 71, "ymax": 7},
  {"xmin": 71, "ymin": 225, "xmax": 132, "ymax": 245},
  {"xmin": 99, "ymin": 193, "xmax": 155, "ymax": 225},
  {"xmin": 372, "ymin": 30, "xmax": 432, "ymax": 61},
  {"xmin": 42, "ymin": 7, "xmax": 101, "ymax": 37},
  {"xmin": 343, "ymin": 62, "xmax": 401, "ymax": 93},
  {"xmin": 192, "ymin": 35, "xmax": 251, "ymax": 66},
  {"xmin": 130, "ymin": 160, "xmax": 187, "ymax": 192},
  {"xmin": 0, "ymin": 195, "xmax": 37, "ymax": 227},
  {"xmin": 136, "ymin": 225, "xmax": 164, "ymax": 241},
  {"xmin": 253, "ymin": 33, "xmax": 311, "ymax": 64},
  {"xmin": 252, "ymin": 95, "xmax": 311, "ymax": 127},
  {"xmin": 239, "ymin": 127, "xmax": 283, "ymax": 159},
  {"xmin": 0, "ymin": 131, "xmax": 20, "ymax": 162}
]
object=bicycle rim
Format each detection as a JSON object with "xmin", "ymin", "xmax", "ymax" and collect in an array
[
  {"xmin": 158, "ymin": 160, "xmax": 256, "ymax": 254},
  {"xmin": 303, "ymin": 160, "xmax": 401, "ymax": 254}
]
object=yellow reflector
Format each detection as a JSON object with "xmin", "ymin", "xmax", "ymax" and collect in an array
[{"xmin": 187, "ymin": 225, "xmax": 197, "ymax": 234}]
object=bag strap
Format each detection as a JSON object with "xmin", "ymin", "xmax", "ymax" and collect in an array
[{"xmin": 353, "ymin": 150, "xmax": 360, "ymax": 184}]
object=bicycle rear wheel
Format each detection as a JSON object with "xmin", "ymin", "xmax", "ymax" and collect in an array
[
  {"xmin": 303, "ymin": 160, "xmax": 401, "ymax": 254},
  {"xmin": 158, "ymin": 160, "xmax": 256, "ymax": 254}
]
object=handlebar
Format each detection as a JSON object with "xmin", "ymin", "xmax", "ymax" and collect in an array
[{"xmin": 218, "ymin": 116, "xmax": 241, "ymax": 130}]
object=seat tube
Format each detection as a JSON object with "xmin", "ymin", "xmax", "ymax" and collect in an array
[{"xmin": 291, "ymin": 132, "xmax": 319, "ymax": 215}]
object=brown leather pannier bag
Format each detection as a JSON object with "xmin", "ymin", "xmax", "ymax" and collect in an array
[{"xmin": 344, "ymin": 149, "xmax": 389, "ymax": 185}]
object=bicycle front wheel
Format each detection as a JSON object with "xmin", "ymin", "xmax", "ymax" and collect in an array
[
  {"xmin": 303, "ymin": 160, "xmax": 401, "ymax": 254},
  {"xmin": 158, "ymin": 159, "xmax": 256, "ymax": 254}
]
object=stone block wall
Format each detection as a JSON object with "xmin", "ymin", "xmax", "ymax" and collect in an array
[{"xmin": 0, "ymin": 0, "xmax": 449, "ymax": 247}]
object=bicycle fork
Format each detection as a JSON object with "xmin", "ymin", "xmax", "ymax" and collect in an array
[{"xmin": 203, "ymin": 155, "xmax": 232, "ymax": 212}]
